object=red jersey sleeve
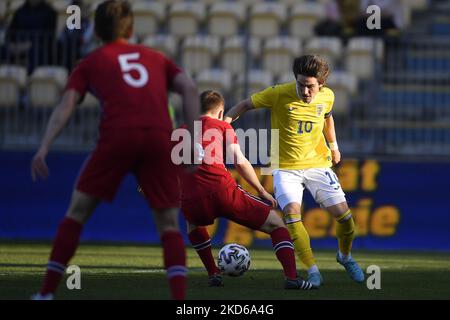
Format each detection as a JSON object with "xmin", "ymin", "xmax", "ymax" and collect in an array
[
  {"xmin": 65, "ymin": 59, "xmax": 89, "ymax": 97},
  {"xmin": 164, "ymin": 56, "xmax": 182, "ymax": 87},
  {"xmin": 223, "ymin": 122, "xmax": 238, "ymax": 146}
]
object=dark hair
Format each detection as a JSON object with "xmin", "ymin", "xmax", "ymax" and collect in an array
[
  {"xmin": 200, "ymin": 90, "xmax": 225, "ymax": 113},
  {"xmin": 94, "ymin": 0, "xmax": 133, "ymax": 42},
  {"xmin": 292, "ymin": 55, "xmax": 330, "ymax": 84}
]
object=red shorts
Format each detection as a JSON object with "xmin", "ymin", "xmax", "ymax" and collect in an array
[
  {"xmin": 76, "ymin": 128, "xmax": 180, "ymax": 208},
  {"xmin": 181, "ymin": 185, "xmax": 271, "ymax": 230}
]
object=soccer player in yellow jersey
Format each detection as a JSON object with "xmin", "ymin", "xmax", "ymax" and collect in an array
[{"xmin": 224, "ymin": 55, "xmax": 364, "ymax": 287}]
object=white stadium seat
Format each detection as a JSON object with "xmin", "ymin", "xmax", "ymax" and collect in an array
[
  {"xmin": 132, "ymin": 1, "xmax": 166, "ymax": 40},
  {"xmin": 345, "ymin": 37, "xmax": 384, "ymax": 80},
  {"xmin": 196, "ymin": 69, "xmax": 232, "ymax": 96},
  {"xmin": 304, "ymin": 37, "xmax": 343, "ymax": 70},
  {"xmin": 326, "ymin": 71, "xmax": 357, "ymax": 115},
  {"xmin": 182, "ymin": 35, "xmax": 220, "ymax": 76},
  {"xmin": 208, "ymin": 2, "xmax": 246, "ymax": 38},
  {"xmin": 79, "ymin": 92, "xmax": 98, "ymax": 109},
  {"xmin": 262, "ymin": 36, "xmax": 302, "ymax": 77},
  {"xmin": 142, "ymin": 34, "xmax": 177, "ymax": 58},
  {"xmin": 235, "ymin": 69, "xmax": 274, "ymax": 101},
  {"xmin": 249, "ymin": 2, "xmax": 286, "ymax": 39},
  {"xmin": 0, "ymin": 65, "xmax": 27, "ymax": 107},
  {"xmin": 221, "ymin": 36, "xmax": 262, "ymax": 76},
  {"xmin": 289, "ymin": 2, "xmax": 325, "ymax": 39},
  {"xmin": 277, "ymin": 72, "xmax": 295, "ymax": 84},
  {"xmin": 28, "ymin": 66, "xmax": 68, "ymax": 107},
  {"xmin": 168, "ymin": 2, "xmax": 206, "ymax": 37}
]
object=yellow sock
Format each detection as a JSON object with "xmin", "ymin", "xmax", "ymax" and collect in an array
[
  {"xmin": 336, "ymin": 210, "xmax": 355, "ymax": 255},
  {"xmin": 285, "ymin": 214, "xmax": 316, "ymax": 269}
]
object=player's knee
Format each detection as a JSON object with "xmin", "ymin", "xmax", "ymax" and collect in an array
[
  {"xmin": 326, "ymin": 201, "xmax": 349, "ymax": 220},
  {"xmin": 260, "ymin": 210, "xmax": 284, "ymax": 233},
  {"xmin": 283, "ymin": 203, "xmax": 301, "ymax": 216},
  {"xmin": 153, "ymin": 208, "xmax": 180, "ymax": 234},
  {"xmin": 66, "ymin": 191, "xmax": 99, "ymax": 224}
]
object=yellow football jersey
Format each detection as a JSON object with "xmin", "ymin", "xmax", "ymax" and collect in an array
[{"xmin": 251, "ymin": 81, "xmax": 334, "ymax": 170}]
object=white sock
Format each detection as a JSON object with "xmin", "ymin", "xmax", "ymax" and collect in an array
[
  {"xmin": 307, "ymin": 265, "xmax": 320, "ymax": 275},
  {"xmin": 338, "ymin": 251, "xmax": 352, "ymax": 262}
]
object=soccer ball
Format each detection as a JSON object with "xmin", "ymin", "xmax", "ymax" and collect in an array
[{"xmin": 217, "ymin": 243, "xmax": 251, "ymax": 277}]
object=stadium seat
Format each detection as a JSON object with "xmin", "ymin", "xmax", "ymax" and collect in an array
[
  {"xmin": 0, "ymin": 65, "xmax": 27, "ymax": 107},
  {"xmin": 401, "ymin": 0, "xmax": 428, "ymax": 10},
  {"xmin": 79, "ymin": 92, "xmax": 98, "ymax": 109},
  {"xmin": 9, "ymin": 0, "xmax": 25, "ymax": 12},
  {"xmin": 196, "ymin": 69, "xmax": 232, "ymax": 97},
  {"xmin": 0, "ymin": 1, "xmax": 7, "ymax": 23},
  {"xmin": 141, "ymin": 34, "xmax": 177, "ymax": 58},
  {"xmin": 262, "ymin": 36, "xmax": 302, "ymax": 77},
  {"xmin": 345, "ymin": 37, "xmax": 384, "ymax": 80},
  {"xmin": 182, "ymin": 35, "xmax": 220, "ymax": 76},
  {"xmin": 304, "ymin": 37, "xmax": 343, "ymax": 70},
  {"xmin": 168, "ymin": 2, "xmax": 205, "ymax": 37},
  {"xmin": 208, "ymin": 2, "xmax": 245, "ymax": 38},
  {"xmin": 132, "ymin": 1, "xmax": 166, "ymax": 40},
  {"xmin": 236, "ymin": 0, "xmax": 263, "ymax": 5},
  {"xmin": 235, "ymin": 69, "xmax": 274, "ymax": 101},
  {"xmin": 289, "ymin": 2, "xmax": 325, "ymax": 39},
  {"xmin": 28, "ymin": 66, "xmax": 68, "ymax": 107},
  {"xmin": 326, "ymin": 71, "xmax": 357, "ymax": 115},
  {"xmin": 235, "ymin": 69, "xmax": 273, "ymax": 130},
  {"xmin": 249, "ymin": 2, "xmax": 286, "ymax": 39},
  {"xmin": 221, "ymin": 36, "xmax": 261, "ymax": 77},
  {"xmin": 154, "ymin": 0, "xmax": 183, "ymax": 4},
  {"xmin": 277, "ymin": 72, "xmax": 295, "ymax": 84},
  {"xmin": 278, "ymin": 0, "xmax": 308, "ymax": 7}
]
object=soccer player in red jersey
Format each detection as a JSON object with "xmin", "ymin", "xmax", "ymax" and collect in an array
[
  {"xmin": 178, "ymin": 91, "xmax": 314, "ymax": 290},
  {"xmin": 30, "ymin": 0, "xmax": 200, "ymax": 300}
]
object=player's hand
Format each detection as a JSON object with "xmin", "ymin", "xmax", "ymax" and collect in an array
[
  {"xmin": 258, "ymin": 190, "xmax": 277, "ymax": 209},
  {"xmin": 223, "ymin": 116, "xmax": 232, "ymax": 124},
  {"xmin": 31, "ymin": 148, "xmax": 49, "ymax": 181},
  {"xmin": 331, "ymin": 149, "xmax": 341, "ymax": 165}
]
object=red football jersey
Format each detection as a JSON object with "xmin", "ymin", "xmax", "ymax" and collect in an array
[
  {"xmin": 66, "ymin": 39, "xmax": 181, "ymax": 131},
  {"xmin": 181, "ymin": 116, "xmax": 239, "ymax": 200}
]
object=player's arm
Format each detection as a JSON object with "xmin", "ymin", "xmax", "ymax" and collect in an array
[
  {"xmin": 223, "ymin": 98, "xmax": 255, "ymax": 124},
  {"xmin": 31, "ymin": 89, "xmax": 80, "ymax": 181},
  {"xmin": 227, "ymin": 143, "xmax": 277, "ymax": 208},
  {"xmin": 171, "ymin": 73, "xmax": 200, "ymax": 138},
  {"xmin": 323, "ymin": 114, "xmax": 341, "ymax": 165}
]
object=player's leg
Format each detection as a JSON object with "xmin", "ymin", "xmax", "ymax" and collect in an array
[
  {"xmin": 152, "ymin": 207, "xmax": 187, "ymax": 300},
  {"xmin": 223, "ymin": 187, "xmax": 313, "ymax": 290},
  {"xmin": 273, "ymin": 170, "xmax": 321, "ymax": 286},
  {"xmin": 186, "ymin": 221, "xmax": 222, "ymax": 286},
  {"xmin": 306, "ymin": 167, "xmax": 364, "ymax": 283},
  {"xmin": 258, "ymin": 210, "xmax": 300, "ymax": 282},
  {"xmin": 136, "ymin": 129, "xmax": 188, "ymax": 299},
  {"xmin": 326, "ymin": 201, "xmax": 364, "ymax": 283},
  {"xmin": 35, "ymin": 190, "xmax": 100, "ymax": 299},
  {"xmin": 280, "ymin": 202, "xmax": 322, "ymax": 287}
]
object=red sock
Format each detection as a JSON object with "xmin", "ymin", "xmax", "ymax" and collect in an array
[
  {"xmin": 161, "ymin": 230, "xmax": 187, "ymax": 300},
  {"xmin": 271, "ymin": 227, "xmax": 297, "ymax": 280},
  {"xmin": 41, "ymin": 217, "xmax": 83, "ymax": 295},
  {"xmin": 188, "ymin": 227, "xmax": 220, "ymax": 276}
]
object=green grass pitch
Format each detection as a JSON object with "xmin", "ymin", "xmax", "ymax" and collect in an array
[{"xmin": 1, "ymin": 242, "xmax": 450, "ymax": 300}]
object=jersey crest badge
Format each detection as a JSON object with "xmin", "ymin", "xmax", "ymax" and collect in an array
[{"xmin": 316, "ymin": 104, "xmax": 324, "ymax": 116}]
